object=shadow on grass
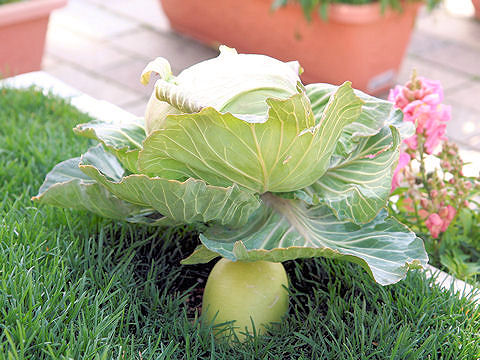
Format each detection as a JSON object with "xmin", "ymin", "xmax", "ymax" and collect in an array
[{"xmin": 86, "ymin": 221, "xmax": 480, "ymax": 359}]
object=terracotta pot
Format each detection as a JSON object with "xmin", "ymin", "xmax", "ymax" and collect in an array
[
  {"xmin": 473, "ymin": 0, "xmax": 480, "ymax": 19},
  {"xmin": 0, "ymin": 0, "xmax": 67, "ymax": 77},
  {"xmin": 159, "ymin": 0, "xmax": 421, "ymax": 94}
]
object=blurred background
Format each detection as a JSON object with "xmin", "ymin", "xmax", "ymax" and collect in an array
[{"xmin": 2, "ymin": 0, "xmax": 479, "ymax": 149}]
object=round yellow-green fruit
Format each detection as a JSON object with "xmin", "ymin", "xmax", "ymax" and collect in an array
[{"xmin": 202, "ymin": 258, "xmax": 289, "ymax": 341}]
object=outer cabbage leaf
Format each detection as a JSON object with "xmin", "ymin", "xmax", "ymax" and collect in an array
[
  {"xmin": 74, "ymin": 116, "xmax": 146, "ymax": 173},
  {"xmin": 79, "ymin": 145, "xmax": 261, "ymax": 227},
  {"xmin": 138, "ymin": 82, "xmax": 364, "ymax": 193},
  {"xmin": 183, "ymin": 193, "xmax": 428, "ymax": 286},
  {"xmin": 32, "ymin": 156, "xmax": 172, "ymax": 226},
  {"xmin": 287, "ymin": 126, "xmax": 401, "ymax": 224},
  {"xmin": 141, "ymin": 57, "xmax": 174, "ymax": 84},
  {"xmin": 141, "ymin": 57, "xmax": 183, "ymax": 135},
  {"xmin": 306, "ymin": 83, "xmax": 413, "ymax": 157}
]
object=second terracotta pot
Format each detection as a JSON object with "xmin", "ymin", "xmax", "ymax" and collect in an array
[
  {"xmin": 472, "ymin": 0, "xmax": 480, "ymax": 19},
  {"xmin": 0, "ymin": 0, "xmax": 67, "ymax": 77},
  {"xmin": 160, "ymin": 0, "xmax": 420, "ymax": 94}
]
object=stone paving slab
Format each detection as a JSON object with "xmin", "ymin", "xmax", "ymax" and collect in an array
[
  {"xmin": 41, "ymin": 0, "xmax": 480, "ymax": 151},
  {"xmin": 46, "ymin": 27, "xmax": 132, "ymax": 71},
  {"xmin": 45, "ymin": 62, "xmax": 142, "ymax": 106},
  {"xmin": 406, "ymin": 31, "xmax": 452, "ymax": 56},
  {"xmin": 50, "ymin": 0, "xmax": 139, "ymax": 40},
  {"xmin": 448, "ymin": 82, "xmax": 480, "ymax": 114},
  {"xmin": 419, "ymin": 41, "xmax": 480, "ymax": 78},
  {"xmin": 397, "ymin": 55, "xmax": 471, "ymax": 92},
  {"xmin": 416, "ymin": 4, "xmax": 480, "ymax": 51},
  {"xmin": 107, "ymin": 28, "xmax": 218, "ymax": 74},
  {"xmin": 87, "ymin": 0, "xmax": 171, "ymax": 32},
  {"xmin": 101, "ymin": 57, "xmax": 155, "ymax": 99},
  {"xmin": 444, "ymin": 102, "xmax": 480, "ymax": 150}
]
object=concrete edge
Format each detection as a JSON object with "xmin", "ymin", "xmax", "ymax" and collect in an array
[
  {"xmin": 0, "ymin": 71, "xmax": 139, "ymax": 122},
  {"xmin": 424, "ymin": 264, "xmax": 480, "ymax": 305}
]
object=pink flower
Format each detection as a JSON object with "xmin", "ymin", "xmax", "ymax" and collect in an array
[
  {"xmin": 420, "ymin": 198, "xmax": 429, "ymax": 209},
  {"xmin": 402, "ymin": 100, "xmax": 430, "ymax": 132},
  {"xmin": 419, "ymin": 78, "xmax": 444, "ymax": 104},
  {"xmin": 424, "ymin": 119, "xmax": 447, "ymax": 154},
  {"xmin": 389, "ymin": 77, "xmax": 443, "ymax": 106},
  {"xmin": 404, "ymin": 135, "xmax": 418, "ymax": 151},
  {"xmin": 425, "ymin": 205, "xmax": 456, "ymax": 238},
  {"xmin": 418, "ymin": 209, "xmax": 429, "ymax": 219},
  {"xmin": 389, "ymin": 75, "xmax": 451, "ymax": 155},
  {"xmin": 447, "ymin": 205, "xmax": 456, "ymax": 221},
  {"xmin": 425, "ymin": 213, "xmax": 443, "ymax": 238},
  {"xmin": 388, "ymin": 86, "xmax": 409, "ymax": 109},
  {"xmin": 437, "ymin": 104, "xmax": 451, "ymax": 122},
  {"xmin": 438, "ymin": 206, "xmax": 448, "ymax": 218},
  {"xmin": 440, "ymin": 205, "xmax": 456, "ymax": 232},
  {"xmin": 391, "ymin": 151, "xmax": 410, "ymax": 191}
]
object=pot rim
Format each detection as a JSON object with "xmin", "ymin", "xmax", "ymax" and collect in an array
[{"xmin": 0, "ymin": 0, "xmax": 67, "ymax": 27}]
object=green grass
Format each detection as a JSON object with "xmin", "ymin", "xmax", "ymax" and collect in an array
[{"xmin": 1, "ymin": 87, "xmax": 480, "ymax": 359}]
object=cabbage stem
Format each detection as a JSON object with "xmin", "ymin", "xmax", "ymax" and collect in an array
[{"xmin": 202, "ymin": 258, "xmax": 289, "ymax": 341}]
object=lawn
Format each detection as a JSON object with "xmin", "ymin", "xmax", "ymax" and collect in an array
[{"xmin": 1, "ymin": 87, "xmax": 479, "ymax": 359}]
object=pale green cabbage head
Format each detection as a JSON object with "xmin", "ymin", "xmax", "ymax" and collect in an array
[{"xmin": 141, "ymin": 46, "xmax": 303, "ymax": 135}]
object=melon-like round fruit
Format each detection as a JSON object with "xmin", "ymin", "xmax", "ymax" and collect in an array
[{"xmin": 202, "ymin": 258, "xmax": 289, "ymax": 341}]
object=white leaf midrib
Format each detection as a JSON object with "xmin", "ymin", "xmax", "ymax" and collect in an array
[{"xmin": 261, "ymin": 193, "xmax": 315, "ymax": 247}]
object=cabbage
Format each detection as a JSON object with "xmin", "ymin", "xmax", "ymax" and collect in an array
[{"xmin": 33, "ymin": 47, "xmax": 427, "ymax": 339}]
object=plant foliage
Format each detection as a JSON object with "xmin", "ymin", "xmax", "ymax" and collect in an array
[
  {"xmin": 387, "ymin": 73, "xmax": 480, "ymax": 286},
  {"xmin": 0, "ymin": 0, "xmax": 22, "ymax": 5},
  {"xmin": 271, "ymin": 0, "xmax": 441, "ymax": 20}
]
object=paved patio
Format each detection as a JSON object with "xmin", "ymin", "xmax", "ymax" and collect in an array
[{"xmin": 43, "ymin": 0, "xmax": 480, "ymax": 150}]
